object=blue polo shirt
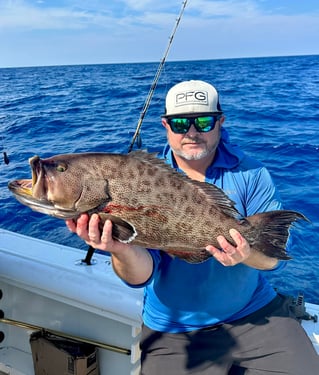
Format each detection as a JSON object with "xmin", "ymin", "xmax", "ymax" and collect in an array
[{"xmin": 128, "ymin": 129, "xmax": 286, "ymax": 333}]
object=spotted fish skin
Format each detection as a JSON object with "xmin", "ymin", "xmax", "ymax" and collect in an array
[{"xmin": 8, "ymin": 151, "xmax": 306, "ymax": 263}]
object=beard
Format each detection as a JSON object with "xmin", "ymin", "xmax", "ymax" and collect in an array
[
  {"xmin": 172, "ymin": 146, "xmax": 212, "ymax": 160},
  {"xmin": 171, "ymin": 135, "xmax": 219, "ymax": 161}
]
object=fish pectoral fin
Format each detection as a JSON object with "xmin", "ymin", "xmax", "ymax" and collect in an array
[{"xmin": 98, "ymin": 213, "xmax": 137, "ymax": 243}]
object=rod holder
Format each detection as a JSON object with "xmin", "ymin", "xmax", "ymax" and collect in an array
[{"xmin": 0, "ymin": 314, "xmax": 131, "ymax": 355}]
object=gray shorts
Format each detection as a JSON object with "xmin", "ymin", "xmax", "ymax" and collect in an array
[{"xmin": 140, "ymin": 294, "xmax": 319, "ymax": 375}]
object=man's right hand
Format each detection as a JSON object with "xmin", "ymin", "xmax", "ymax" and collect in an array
[
  {"xmin": 66, "ymin": 214, "xmax": 154, "ymax": 285},
  {"xmin": 66, "ymin": 213, "xmax": 124, "ymax": 253}
]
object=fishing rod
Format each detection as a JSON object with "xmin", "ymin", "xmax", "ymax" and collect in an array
[
  {"xmin": 127, "ymin": 0, "xmax": 188, "ymax": 153},
  {"xmin": 84, "ymin": 3, "xmax": 188, "ymax": 266}
]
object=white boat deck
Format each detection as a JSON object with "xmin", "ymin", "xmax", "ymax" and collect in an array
[
  {"xmin": 0, "ymin": 228, "xmax": 318, "ymax": 374},
  {"xmin": 0, "ymin": 229, "xmax": 143, "ymax": 375},
  {"xmin": 301, "ymin": 303, "xmax": 319, "ymax": 354}
]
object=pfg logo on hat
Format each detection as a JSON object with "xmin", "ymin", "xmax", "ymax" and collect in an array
[
  {"xmin": 164, "ymin": 80, "xmax": 222, "ymax": 116},
  {"xmin": 175, "ymin": 90, "xmax": 209, "ymax": 106}
]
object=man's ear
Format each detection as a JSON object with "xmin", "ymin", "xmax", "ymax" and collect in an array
[{"xmin": 162, "ymin": 118, "xmax": 169, "ymax": 128}]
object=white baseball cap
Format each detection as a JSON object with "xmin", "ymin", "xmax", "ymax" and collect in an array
[{"xmin": 163, "ymin": 80, "xmax": 222, "ymax": 117}]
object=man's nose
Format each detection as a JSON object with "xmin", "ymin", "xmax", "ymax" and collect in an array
[{"xmin": 185, "ymin": 124, "xmax": 198, "ymax": 135}]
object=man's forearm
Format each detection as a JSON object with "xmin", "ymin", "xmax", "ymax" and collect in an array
[
  {"xmin": 243, "ymin": 249, "xmax": 279, "ymax": 270},
  {"xmin": 111, "ymin": 245, "xmax": 154, "ymax": 285}
]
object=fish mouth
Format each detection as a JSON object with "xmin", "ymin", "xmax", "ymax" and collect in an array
[
  {"xmin": 30, "ymin": 155, "xmax": 39, "ymax": 186},
  {"xmin": 8, "ymin": 179, "xmax": 33, "ymax": 197},
  {"xmin": 8, "ymin": 178, "xmax": 77, "ymax": 219},
  {"xmin": 8, "ymin": 155, "xmax": 46, "ymax": 200},
  {"xmin": 8, "ymin": 156, "xmax": 77, "ymax": 219}
]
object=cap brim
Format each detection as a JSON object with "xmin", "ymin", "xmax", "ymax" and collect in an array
[{"xmin": 162, "ymin": 111, "xmax": 223, "ymax": 118}]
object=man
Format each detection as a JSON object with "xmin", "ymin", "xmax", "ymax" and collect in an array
[{"xmin": 66, "ymin": 80, "xmax": 319, "ymax": 374}]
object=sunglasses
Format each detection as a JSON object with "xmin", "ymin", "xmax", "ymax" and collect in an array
[{"xmin": 166, "ymin": 115, "xmax": 221, "ymax": 134}]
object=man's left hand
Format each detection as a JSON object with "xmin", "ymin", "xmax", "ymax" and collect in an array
[{"xmin": 205, "ymin": 228, "xmax": 250, "ymax": 266}]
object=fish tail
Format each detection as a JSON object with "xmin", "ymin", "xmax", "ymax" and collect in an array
[{"xmin": 245, "ymin": 210, "xmax": 308, "ymax": 260}]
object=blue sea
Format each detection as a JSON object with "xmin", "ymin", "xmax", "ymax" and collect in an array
[{"xmin": 0, "ymin": 55, "xmax": 318, "ymax": 303}]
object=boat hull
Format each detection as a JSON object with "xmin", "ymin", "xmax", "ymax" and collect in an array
[
  {"xmin": 0, "ymin": 229, "xmax": 143, "ymax": 375},
  {"xmin": 0, "ymin": 229, "xmax": 318, "ymax": 374}
]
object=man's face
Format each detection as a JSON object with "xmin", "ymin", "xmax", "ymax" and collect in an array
[{"xmin": 162, "ymin": 116, "xmax": 224, "ymax": 161}]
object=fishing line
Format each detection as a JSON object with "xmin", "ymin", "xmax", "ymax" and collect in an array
[
  {"xmin": 127, "ymin": 0, "xmax": 188, "ymax": 153},
  {"xmin": 3, "ymin": 152, "xmax": 9, "ymax": 165},
  {"xmin": 1, "ymin": 131, "xmax": 9, "ymax": 164}
]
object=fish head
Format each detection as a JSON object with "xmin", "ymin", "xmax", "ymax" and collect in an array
[{"xmin": 8, "ymin": 154, "xmax": 111, "ymax": 219}]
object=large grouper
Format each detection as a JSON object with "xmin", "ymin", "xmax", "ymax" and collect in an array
[{"xmin": 8, "ymin": 151, "xmax": 306, "ymax": 263}]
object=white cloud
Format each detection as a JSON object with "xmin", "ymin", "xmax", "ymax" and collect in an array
[
  {"xmin": 0, "ymin": 0, "xmax": 175, "ymax": 32},
  {"xmin": 187, "ymin": 0, "xmax": 261, "ymax": 18},
  {"xmin": 0, "ymin": 1, "xmax": 112, "ymax": 30},
  {"xmin": 2, "ymin": 0, "xmax": 315, "ymax": 33},
  {"xmin": 171, "ymin": 11, "xmax": 319, "ymax": 60},
  {"xmin": 0, "ymin": 0, "xmax": 318, "ymax": 67}
]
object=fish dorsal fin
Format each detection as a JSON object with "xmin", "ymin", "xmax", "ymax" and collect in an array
[
  {"xmin": 190, "ymin": 179, "xmax": 241, "ymax": 219},
  {"xmin": 128, "ymin": 151, "xmax": 241, "ymax": 220}
]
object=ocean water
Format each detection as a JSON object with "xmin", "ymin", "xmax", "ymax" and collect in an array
[{"xmin": 0, "ymin": 55, "xmax": 318, "ymax": 303}]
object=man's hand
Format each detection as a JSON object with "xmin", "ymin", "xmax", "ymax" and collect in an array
[
  {"xmin": 206, "ymin": 228, "xmax": 279, "ymax": 270},
  {"xmin": 206, "ymin": 228, "xmax": 250, "ymax": 266},
  {"xmin": 66, "ymin": 214, "xmax": 154, "ymax": 284},
  {"xmin": 66, "ymin": 213, "xmax": 124, "ymax": 253}
]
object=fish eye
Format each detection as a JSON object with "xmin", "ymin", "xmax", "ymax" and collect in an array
[{"xmin": 56, "ymin": 163, "xmax": 67, "ymax": 172}]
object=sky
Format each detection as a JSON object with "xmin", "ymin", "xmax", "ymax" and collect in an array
[{"xmin": 0, "ymin": 0, "xmax": 318, "ymax": 68}]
